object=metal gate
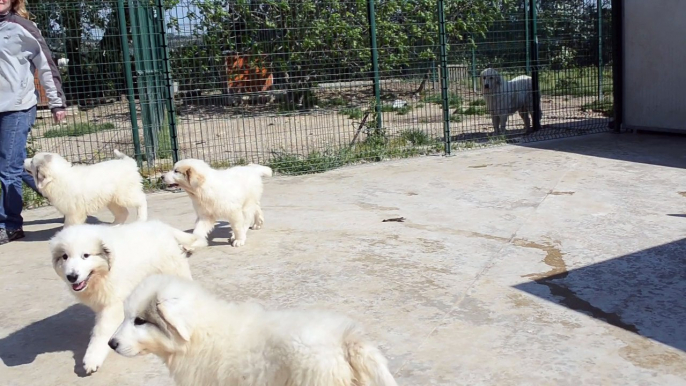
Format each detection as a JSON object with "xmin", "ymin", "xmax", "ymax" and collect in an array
[{"xmin": 125, "ymin": 0, "xmax": 178, "ymax": 165}]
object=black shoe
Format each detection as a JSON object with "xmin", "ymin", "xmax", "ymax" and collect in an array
[
  {"xmin": 8, "ymin": 229, "xmax": 25, "ymax": 241},
  {"xmin": 0, "ymin": 228, "xmax": 25, "ymax": 245}
]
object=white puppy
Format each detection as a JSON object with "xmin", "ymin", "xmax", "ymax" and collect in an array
[
  {"xmin": 162, "ymin": 159, "xmax": 272, "ymax": 247},
  {"xmin": 480, "ymin": 68, "xmax": 536, "ymax": 134},
  {"xmin": 50, "ymin": 221, "xmax": 198, "ymax": 374},
  {"xmin": 24, "ymin": 150, "xmax": 147, "ymax": 226},
  {"xmin": 110, "ymin": 275, "xmax": 398, "ymax": 386}
]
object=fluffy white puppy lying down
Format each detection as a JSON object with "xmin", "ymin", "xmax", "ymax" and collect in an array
[
  {"xmin": 24, "ymin": 150, "xmax": 147, "ymax": 226},
  {"xmin": 109, "ymin": 275, "xmax": 398, "ymax": 386},
  {"xmin": 50, "ymin": 221, "xmax": 197, "ymax": 374},
  {"xmin": 480, "ymin": 68, "xmax": 537, "ymax": 135},
  {"xmin": 162, "ymin": 159, "xmax": 272, "ymax": 247}
]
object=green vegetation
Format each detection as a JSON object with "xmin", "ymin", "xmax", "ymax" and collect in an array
[{"xmin": 43, "ymin": 122, "xmax": 116, "ymax": 138}]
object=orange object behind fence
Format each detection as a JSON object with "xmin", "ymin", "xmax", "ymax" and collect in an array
[
  {"xmin": 34, "ymin": 70, "xmax": 49, "ymax": 107},
  {"xmin": 225, "ymin": 54, "xmax": 274, "ymax": 95}
]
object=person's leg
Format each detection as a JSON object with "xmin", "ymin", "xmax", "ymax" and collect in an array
[{"xmin": 0, "ymin": 107, "xmax": 36, "ymax": 238}]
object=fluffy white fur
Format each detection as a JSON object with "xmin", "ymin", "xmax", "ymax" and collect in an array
[
  {"xmin": 50, "ymin": 221, "xmax": 197, "ymax": 374},
  {"xmin": 110, "ymin": 275, "xmax": 398, "ymax": 386},
  {"xmin": 24, "ymin": 150, "xmax": 147, "ymax": 226},
  {"xmin": 480, "ymin": 68, "xmax": 537, "ymax": 134},
  {"xmin": 162, "ymin": 159, "xmax": 272, "ymax": 247}
]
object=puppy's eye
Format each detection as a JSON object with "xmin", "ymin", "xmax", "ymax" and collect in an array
[
  {"xmin": 83, "ymin": 253, "xmax": 90, "ymax": 258},
  {"xmin": 62, "ymin": 254, "xmax": 68, "ymax": 260},
  {"xmin": 490, "ymin": 76, "xmax": 493, "ymax": 79},
  {"xmin": 134, "ymin": 317, "xmax": 147, "ymax": 326}
]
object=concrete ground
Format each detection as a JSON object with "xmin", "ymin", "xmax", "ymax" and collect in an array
[{"xmin": 1, "ymin": 132, "xmax": 685, "ymax": 386}]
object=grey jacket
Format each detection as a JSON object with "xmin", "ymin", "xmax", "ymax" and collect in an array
[{"xmin": 0, "ymin": 12, "xmax": 66, "ymax": 113}]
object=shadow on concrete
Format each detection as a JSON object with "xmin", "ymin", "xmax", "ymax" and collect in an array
[
  {"xmin": 514, "ymin": 238, "xmax": 686, "ymax": 352},
  {"xmin": 22, "ymin": 217, "xmax": 64, "ymax": 226},
  {"xmin": 521, "ymin": 131, "xmax": 686, "ymax": 169},
  {"xmin": 0, "ymin": 304, "xmax": 93, "ymax": 373},
  {"xmin": 20, "ymin": 216, "xmax": 106, "ymax": 242},
  {"xmin": 184, "ymin": 220, "xmax": 234, "ymax": 246}
]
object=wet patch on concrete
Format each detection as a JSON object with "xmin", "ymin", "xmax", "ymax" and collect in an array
[
  {"xmin": 518, "ymin": 241, "xmax": 567, "ymax": 280},
  {"xmin": 617, "ymin": 333, "xmax": 686, "ymax": 374},
  {"xmin": 517, "ymin": 241, "xmax": 639, "ymax": 334}
]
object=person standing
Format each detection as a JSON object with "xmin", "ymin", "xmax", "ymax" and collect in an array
[{"xmin": 0, "ymin": 0, "xmax": 67, "ymax": 245}]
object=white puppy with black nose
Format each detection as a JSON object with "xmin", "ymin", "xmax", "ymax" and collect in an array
[
  {"xmin": 109, "ymin": 275, "xmax": 398, "ymax": 386},
  {"xmin": 162, "ymin": 159, "xmax": 272, "ymax": 247},
  {"xmin": 50, "ymin": 221, "xmax": 197, "ymax": 374},
  {"xmin": 24, "ymin": 150, "xmax": 147, "ymax": 226}
]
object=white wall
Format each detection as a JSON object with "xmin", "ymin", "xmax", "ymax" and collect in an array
[{"xmin": 624, "ymin": 0, "xmax": 686, "ymax": 132}]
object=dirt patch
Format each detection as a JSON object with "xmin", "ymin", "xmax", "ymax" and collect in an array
[{"xmin": 31, "ymin": 77, "xmax": 610, "ymax": 173}]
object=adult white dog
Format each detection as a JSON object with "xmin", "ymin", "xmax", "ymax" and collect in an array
[
  {"xmin": 24, "ymin": 150, "xmax": 147, "ymax": 226},
  {"xmin": 109, "ymin": 275, "xmax": 398, "ymax": 386},
  {"xmin": 162, "ymin": 159, "xmax": 272, "ymax": 247},
  {"xmin": 50, "ymin": 221, "xmax": 197, "ymax": 374},
  {"xmin": 480, "ymin": 68, "xmax": 536, "ymax": 135}
]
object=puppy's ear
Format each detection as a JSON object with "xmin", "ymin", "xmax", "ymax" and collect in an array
[
  {"xmin": 23, "ymin": 158, "xmax": 33, "ymax": 174},
  {"xmin": 184, "ymin": 166, "xmax": 205, "ymax": 188},
  {"xmin": 99, "ymin": 240, "xmax": 112, "ymax": 270},
  {"xmin": 35, "ymin": 156, "xmax": 54, "ymax": 190},
  {"xmin": 51, "ymin": 244, "xmax": 66, "ymax": 265},
  {"xmin": 157, "ymin": 298, "xmax": 191, "ymax": 341}
]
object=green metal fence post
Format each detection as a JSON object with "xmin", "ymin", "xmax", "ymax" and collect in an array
[
  {"xmin": 154, "ymin": 0, "xmax": 179, "ymax": 162},
  {"xmin": 366, "ymin": 0, "xmax": 382, "ymax": 131},
  {"xmin": 471, "ymin": 46, "xmax": 477, "ymax": 93},
  {"xmin": 437, "ymin": 0, "xmax": 451, "ymax": 155},
  {"xmin": 611, "ymin": 0, "xmax": 623, "ymax": 133},
  {"xmin": 527, "ymin": 0, "xmax": 542, "ymax": 132},
  {"xmin": 117, "ymin": 0, "xmax": 142, "ymax": 166},
  {"xmin": 525, "ymin": 2, "xmax": 531, "ymax": 74},
  {"xmin": 597, "ymin": 0, "xmax": 603, "ymax": 101}
]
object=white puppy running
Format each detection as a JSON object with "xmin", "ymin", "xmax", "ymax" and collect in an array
[
  {"xmin": 109, "ymin": 275, "xmax": 398, "ymax": 386},
  {"xmin": 162, "ymin": 159, "xmax": 272, "ymax": 247},
  {"xmin": 480, "ymin": 68, "xmax": 536, "ymax": 135},
  {"xmin": 50, "ymin": 221, "xmax": 197, "ymax": 374},
  {"xmin": 24, "ymin": 150, "xmax": 147, "ymax": 226}
]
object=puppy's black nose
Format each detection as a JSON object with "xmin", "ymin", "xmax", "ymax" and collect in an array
[
  {"xmin": 66, "ymin": 273, "xmax": 78, "ymax": 283},
  {"xmin": 108, "ymin": 339, "xmax": 118, "ymax": 350},
  {"xmin": 484, "ymin": 84, "xmax": 490, "ymax": 89}
]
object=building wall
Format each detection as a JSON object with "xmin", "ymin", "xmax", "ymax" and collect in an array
[{"xmin": 624, "ymin": 0, "xmax": 686, "ymax": 132}]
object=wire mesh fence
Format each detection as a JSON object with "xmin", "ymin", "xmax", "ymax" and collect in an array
[{"xmin": 24, "ymin": 0, "xmax": 614, "ymax": 206}]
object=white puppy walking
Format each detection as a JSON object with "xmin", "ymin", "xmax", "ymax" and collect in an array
[
  {"xmin": 110, "ymin": 275, "xmax": 398, "ymax": 386},
  {"xmin": 480, "ymin": 68, "xmax": 536, "ymax": 135},
  {"xmin": 50, "ymin": 221, "xmax": 197, "ymax": 374},
  {"xmin": 24, "ymin": 150, "xmax": 147, "ymax": 226},
  {"xmin": 162, "ymin": 160, "xmax": 272, "ymax": 247}
]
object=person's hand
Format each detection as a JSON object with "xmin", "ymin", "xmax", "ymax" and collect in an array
[{"xmin": 53, "ymin": 109, "xmax": 67, "ymax": 123}]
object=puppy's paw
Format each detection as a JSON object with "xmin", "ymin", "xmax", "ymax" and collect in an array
[
  {"xmin": 231, "ymin": 238, "xmax": 246, "ymax": 247},
  {"xmin": 82, "ymin": 355, "xmax": 103, "ymax": 375},
  {"xmin": 250, "ymin": 223, "xmax": 262, "ymax": 230}
]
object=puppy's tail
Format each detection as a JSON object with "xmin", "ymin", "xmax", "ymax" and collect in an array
[
  {"xmin": 171, "ymin": 228, "xmax": 203, "ymax": 256},
  {"xmin": 113, "ymin": 149, "xmax": 131, "ymax": 160},
  {"xmin": 344, "ymin": 325, "xmax": 398, "ymax": 386},
  {"xmin": 247, "ymin": 163, "xmax": 273, "ymax": 178}
]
